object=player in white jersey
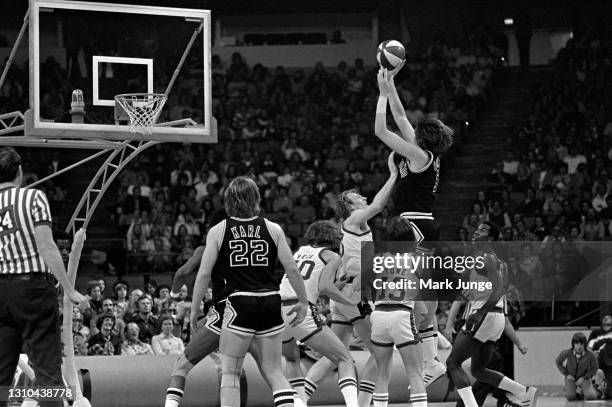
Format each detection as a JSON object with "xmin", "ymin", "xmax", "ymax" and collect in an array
[
  {"xmin": 279, "ymin": 221, "xmax": 360, "ymax": 407},
  {"xmin": 369, "ymin": 217, "xmax": 427, "ymax": 407},
  {"xmin": 445, "ymin": 222, "xmax": 537, "ymax": 407},
  {"xmin": 303, "ymin": 152, "xmax": 397, "ymax": 407}
]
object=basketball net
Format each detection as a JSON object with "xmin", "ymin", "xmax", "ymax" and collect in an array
[{"xmin": 114, "ymin": 93, "xmax": 167, "ymax": 135}]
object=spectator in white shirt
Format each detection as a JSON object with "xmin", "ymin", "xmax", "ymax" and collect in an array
[
  {"xmin": 281, "ymin": 138, "xmax": 308, "ymax": 161},
  {"xmin": 592, "ymin": 184, "xmax": 608, "ymax": 213},
  {"xmin": 193, "ymin": 171, "xmax": 211, "ymax": 202},
  {"xmin": 502, "ymin": 151, "xmax": 519, "ymax": 177},
  {"xmin": 277, "ymin": 166, "xmax": 294, "ymax": 188},
  {"xmin": 563, "ymin": 147, "xmax": 587, "ymax": 175},
  {"xmin": 151, "ymin": 315, "xmax": 184, "ymax": 355},
  {"xmin": 170, "ymin": 160, "xmax": 193, "ymax": 186}
]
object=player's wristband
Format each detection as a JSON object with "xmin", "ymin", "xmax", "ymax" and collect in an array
[
  {"xmin": 376, "ymin": 96, "xmax": 388, "ymax": 114},
  {"xmin": 170, "ymin": 291, "xmax": 181, "ymax": 299}
]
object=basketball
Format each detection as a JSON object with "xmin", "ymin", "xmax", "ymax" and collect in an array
[{"xmin": 376, "ymin": 40, "xmax": 405, "ymax": 70}]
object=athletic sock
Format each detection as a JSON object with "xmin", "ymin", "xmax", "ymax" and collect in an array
[
  {"xmin": 420, "ymin": 327, "xmax": 436, "ymax": 368},
  {"xmin": 338, "ymin": 377, "xmax": 358, "ymax": 407},
  {"xmin": 456, "ymin": 387, "xmax": 478, "ymax": 407},
  {"xmin": 499, "ymin": 377, "xmax": 527, "ymax": 397},
  {"xmin": 409, "ymin": 392, "xmax": 428, "ymax": 407},
  {"xmin": 293, "ymin": 395, "xmax": 307, "ymax": 407},
  {"xmin": 303, "ymin": 378, "xmax": 318, "ymax": 402},
  {"xmin": 289, "ymin": 377, "xmax": 306, "ymax": 400},
  {"xmin": 372, "ymin": 392, "xmax": 388, "ymax": 407},
  {"xmin": 358, "ymin": 380, "xmax": 375, "ymax": 406},
  {"xmin": 273, "ymin": 389, "xmax": 296, "ymax": 407},
  {"xmin": 165, "ymin": 387, "xmax": 184, "ymax": 407}
]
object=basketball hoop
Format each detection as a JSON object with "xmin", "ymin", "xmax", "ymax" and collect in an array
[{"xmin": 114, "ymin": 93, "xmax": 167, "ymax": 135}]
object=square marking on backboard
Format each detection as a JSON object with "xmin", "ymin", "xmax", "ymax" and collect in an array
[{"xmin": 92, "ymin": 56, "xmax": 154, "ymax": 107}]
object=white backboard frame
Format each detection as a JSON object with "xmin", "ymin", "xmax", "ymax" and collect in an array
[
  {"xmin": 92, "ymin": 56, "xmax": 154, "ymax": 107},
  {"xmin": 28, "ymin": 0, "xmax": 214, "ymax": 143}
]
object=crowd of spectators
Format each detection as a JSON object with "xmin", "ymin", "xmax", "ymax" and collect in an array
[
  {"xmin": 453, "ymin": 25, "xmax": 612, "ymax": 325},
  {"xmin": 69, "ymin": 278, "xmax": 206, "ymax": 356}
]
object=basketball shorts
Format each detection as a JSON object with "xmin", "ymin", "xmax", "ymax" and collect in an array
[
  {"xmin": 330, "ymin": 300, "xmax": 372, "ymax": 325},
  {"xmin": 184, "ymin": 301, "xmax": 225, "ymax": 363},
  {"xmin": 370, "ymin": 305, "xmax": 419, "ymax": 348},
  {"xmin": 204, "ymin": 300, "xmax": 226, "ymax": 335},
  {"xmin": 463, "ymin": 310, "xmax": 505, "ymax": 343},
  {"xmin": 223, "ymin": 292, "xmax": 284, "ymax": 337},
  {"xmin": 399, "ymin": 213, "xmax": 440, "ymax": 251},
  {"xmin": 281, "ymin": 300, "xmax": 324, "ymax": 343}
]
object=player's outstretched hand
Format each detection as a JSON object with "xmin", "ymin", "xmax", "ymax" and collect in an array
[
  {"xmin": 387, "ymin": 151, "xmax": 398, "ymax": 176},
  {"xmin": 377, "ymin": 68, "xmax": 392, "ymax": 96},
  {"xmin": 388, "ymin": 60, "xmax": 405, "ymax": 80},
  {"xmin": 67, "ymin": 290, "xmax": 87, "ymax": 305},
  {"xmin": 288, "ymin": 302, "xmax": 308, "ymax": 327},
  {"xmin": 518, "ymin": 344, "xmax": 528, "ymax": 355}
]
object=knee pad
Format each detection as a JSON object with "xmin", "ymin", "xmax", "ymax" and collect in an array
[
  {"xmin": 219, "ymin": 354, "xmax": 244, "ymax": 389},
  {"xmin": 172, "ymin": 355, "xmax": 195, "ymax": 378}
]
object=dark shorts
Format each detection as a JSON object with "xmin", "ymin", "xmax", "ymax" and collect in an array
[
  {"xmin": 204, "ymin": 300, "xmax": 226, "ymax": 335},
  {"xmin": 398, "ymin": 215, "xmax": 440, "ymax": 251},
  {"xmin": 223, "ymin": 292, "xmax": 284, "ymax": 336},
  {"xmin": 399, "ymin": 214, "xmax": 442, "ymax": 301}
]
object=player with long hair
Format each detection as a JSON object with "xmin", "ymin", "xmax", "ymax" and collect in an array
[
  {"xmin": 445, "ymin": 222, "xmax": 537, "ymax": 407},
  {"xmin": 190, "ymin": 176, "xmax": 308, "ymax": 407},
  {"xmin": 375, "ymin": 66, "xmax": 454, "ymax": 386},
  {"xmin": 369, "ymin": 217, "xmax": 427, "ymax": 407},
  {"xmin": 302, "ymin": 152, "xmax": 397, "ymax": 407},
  {"xmin": 280, "ymin": 220, "xmax": 360, "ymax": 407}
]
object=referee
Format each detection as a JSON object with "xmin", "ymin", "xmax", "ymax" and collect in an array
[{"xmin": 0, "ymin": 147, "xmax": 86, "ymax": 407}]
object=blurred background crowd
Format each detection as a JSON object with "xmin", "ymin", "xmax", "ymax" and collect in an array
[{"xmin": 1, "ymin": 15, "xmax": 612, "ymax": 353}]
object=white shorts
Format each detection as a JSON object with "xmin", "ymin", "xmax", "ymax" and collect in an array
[
  {"xmin": 370, "ymin": 306, "xmax": 419, "ymax": 348},
  {"xmin": 463, "ymin": 311, "xmax": 505, "ymax": 343},
  {"xmin": 281, "ymin": 302, "xmax": 324, "ymax": 343},
  {"xmin": 329, "ymin": 300, "xmax": 371, "ymax": 325}
]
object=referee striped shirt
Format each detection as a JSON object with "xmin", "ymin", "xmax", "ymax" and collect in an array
[{"xmin": 0, "ymin": 185, "xmax": 52, "ymax": 274}]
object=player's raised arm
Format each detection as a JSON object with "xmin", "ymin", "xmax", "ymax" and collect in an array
[
  {"xmin": 171, "ymin": 245, "xmax": 205, "ymax": 297},
  {"xmin": 375, "ymin": 69, "xmax": 429, "ymax": 167},
  {"xmin": 385, "ymin": 62, "xmax": 417, "ymax": 144},
  {"xmin": 190, "ymin": 225, "xmax": 222, "ymax": 329},
  {"xmin": 345, "ymin": 152, "xmax": 398, "ymax": 227},
  {"xmin": 318, "ymin": 249, "xmax": 353, "ymax": 305}
]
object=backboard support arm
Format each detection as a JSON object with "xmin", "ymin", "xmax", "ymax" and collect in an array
[{"xmin": 163, "ymin": 21, "xmax": 203, "ymax": 98}]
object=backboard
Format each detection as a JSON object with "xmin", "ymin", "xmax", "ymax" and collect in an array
[{"xmin": 27, "ymin": 0, "xmax": 214, "ymax": 143}]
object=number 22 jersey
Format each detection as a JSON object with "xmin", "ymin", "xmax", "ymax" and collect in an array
[
  {"xmin": 214, "ymin": 216, "xmax": 279, "ymax": 294},
  {"xmin": 279, "ymin": 245, "xmax": 327, "ymax": 304}
]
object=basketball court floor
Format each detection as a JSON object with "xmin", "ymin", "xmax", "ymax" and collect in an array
[{"xmin": 323, "ymin": 398, "xmax": 612, "ymax": 406}]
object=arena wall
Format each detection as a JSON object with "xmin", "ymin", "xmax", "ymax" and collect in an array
[{"xmin": 71, "ymin": 350, "xmax": 466, "ymax": 407}]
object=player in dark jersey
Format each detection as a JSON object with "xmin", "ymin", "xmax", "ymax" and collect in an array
[
  {"xmin": 444, "ymin": 222, "xmax": 537, "ymax": 407},
  {"xmin": 190, "ymin": 176, "xmax": 308, "ymax": 407},
  {"xmin": 164, "ymin": 245, "xmax": 227, "ymax": 407},
  {"xmin": 375, "ymin": 66, "xmax": 454, "ymax": 386}
]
